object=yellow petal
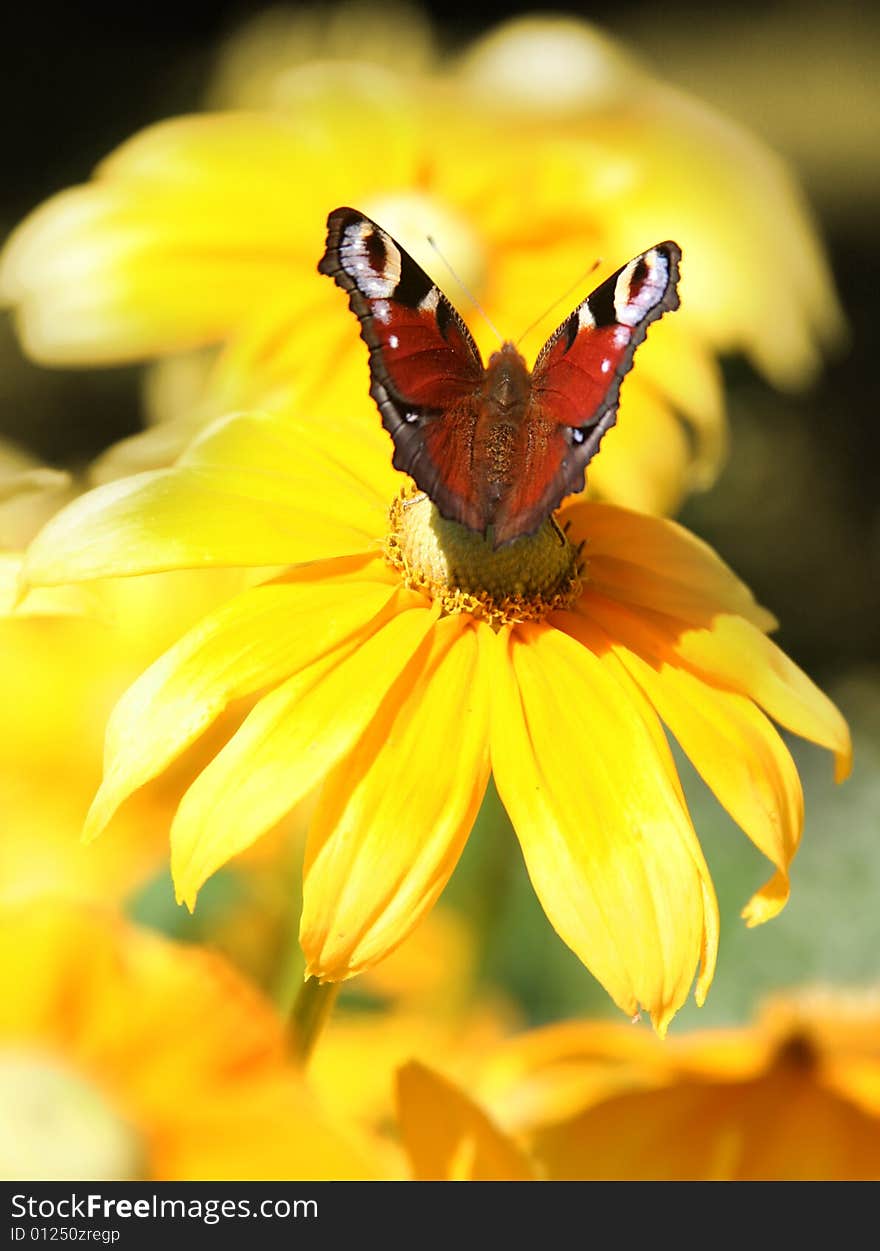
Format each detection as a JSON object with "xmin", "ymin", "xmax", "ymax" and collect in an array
[
  {"xmin": 625, "ymin": 313, "xmax": 727, "ymax": 491},
  {"xmin": 396, "ymin": 1061, "xmax": 535, "ymax": 1181},
  {"xmin": 0, "ymin": 106, "xmax": 417, "ymax": 364},
  {"xmin": 579, "ymin": 598, "xmax": 804, "ymax": 925},
  {"xmin": 667, "ymin": 611, "xmax": 851, "ymax": 782},
  {"xmin": 530, "ymin": 1062, "xmax": 880, "ymax": 1181},
  {"xmin": 85, "ymin": 561, "xmax": 398, "ymax": 840},
  {"xmin": 586, "ymin": 379, "xmax": 692, "ymax": 516},
  {"xmin": 593, "ymin": 86, "xmax": 846, "ymax": 387},
  {"xmin": 211, "ymin": 283, "xmax": 357, "ymax": 405},
  {"xmin": 0, "ymin": 903, "xmax": 382, "ymax": 1180},
  {"xmin": 23, "ymin": 412, "xmax": 386, "ymax": 587},
  {"xmin": 563, "ymin": 499, "xmax": 777, "ymax": 631},
  {"xmin": 455, "ymin": 15, "xmax": 641, "ymax": 114},
  {"xmin": 182, "ymin": 407, "xmax": 399, "ymax": 513},
  {"xmin": 458, "ymin": 16, "xmax": 842, "ymax": 389},
  {"xmin": 478, "ymin": 1018, "xmax": 674, "ymax": 1135},
  {"xmin": 171, "ymin": 593, "xmax": 439, "ymax": 906},
  {"xmin": 489, "ymin": 619, "xmax": 718, "ymax": 1034},
  {"xmin": 0, "ymin": 554, "xmax": 95, "ymax": 619},
  {"xmin": 1, "ymin": 81, "xmax": 429, "ymax": 364},
  {"xmin": 159, "ymin": 1078, "xmax": 379, "ymax": 1181},
  {"xmin": 0, "ymin": 179, "xmax": 307, "ymax": 364},
  {"xmin": 301, "ymin": 616, "xmax": 491, "ymax": 980},
  {"xmin": 207, "ymin": 5, "xmax": 436, "ymax": 110}
]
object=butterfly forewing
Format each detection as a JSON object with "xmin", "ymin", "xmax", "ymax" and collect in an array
[
  {"xmin": 532, "ymin": 243, "xmax": 681, "ymax": 435},
  {"xmin": 318, "ymin": 207, "xmax": 489, "ymax": 524}
]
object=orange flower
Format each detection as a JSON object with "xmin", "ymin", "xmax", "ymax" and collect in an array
[
  {"xmin": 397, "ymin": 1060, "xmax": 535, "ymax": 1181},
  {"xmin": 311, "ymin": 906, "xmax": 519, "ymax": 1135},
  {"xmin": 0, "ymin": 902, "xmax": 377, "ymax": 1179},
  {"xmin": 472, "ymin": 989, "xmax": 880, "ymax": 1179}
]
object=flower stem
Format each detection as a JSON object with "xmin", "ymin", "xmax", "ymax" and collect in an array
[{"xmin": 289, "ymin": 977, "xmax": 340, "ymax": 1066}]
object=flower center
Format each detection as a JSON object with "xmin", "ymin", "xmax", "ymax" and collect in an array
[
  {"xmin": 385, "ymin": 488, "xmax": 583, "ymax": 627},
  {"xmin": 771, "ymin": 1030, "xmax": 820, "ymax": 1075},
  {"xmin": 0, "ymin": 1050, "xmax": 147, "ymax": 1180}
]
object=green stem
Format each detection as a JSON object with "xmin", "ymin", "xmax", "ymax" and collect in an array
[
  {"xmin": 289, "ymin": 977, "xmax": 341, "ymax": 1066},
  {"xmin": 271, "ymin": 927, "xmax": 307, "ymax": 1017}
]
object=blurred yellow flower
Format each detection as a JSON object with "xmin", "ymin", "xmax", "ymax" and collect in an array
[
  {"xmin": 473, "ymin": 988, "xmax": 880, "ymax": 1179},
  {"xmin": 0, "ymin": 12, "xmax": 842, "ymax": 515},
  {"xmin": 20, "ymin": 404, "xmax": 849, "ymax": 1032},
  {"xmin": 0, "ymin": 454, "xmax": 308, "ymax": 966},
  {"xmin": 0, "ymin": 459, "xmax": 159, "ymax": 903},
  {"xmin": 0, "ymin": 438, "xmax": 74, "ymax": 552},
  {"xmin": 206, "ymin": 1, "xmax": 437, "ymax": 108},
  {"xmin": 0, "ymin": 559, "xmax": 314, "ymax": 997},
  {"xmin": 312, "ymin": 905, "xmax": 520, "ymax": 1134},
  {"xmin": 0, "ymin": 608, "xmax": 166, "ymax": 906},
  {"xmin": 0, "ymin": 902, "xmax": 377, "ymax": 1180},
  {"xmin": 397, "ymin": 1060, "xmax": 535, "ymax": 1181},
  {"xmin": 0, "ymin": 489, "xmax": 270, "ymax": 911}
]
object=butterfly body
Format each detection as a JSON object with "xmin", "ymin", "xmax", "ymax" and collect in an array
[{"xmin": 319, "ymin": 207, "xmax": 681, "ymax": 546}]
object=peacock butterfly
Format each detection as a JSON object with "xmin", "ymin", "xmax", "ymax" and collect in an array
[{"xmin": 318, "ymin": 207, "xmax": 681, "ymax": 547}]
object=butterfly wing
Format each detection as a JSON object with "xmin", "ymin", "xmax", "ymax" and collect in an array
[
  {"xmin": 318, "ymin": 207, "xmax": 488, "ymax": 529},
  {"xmin": 503, "ymin": 243, "xmax": 681, "ymax": 534}
]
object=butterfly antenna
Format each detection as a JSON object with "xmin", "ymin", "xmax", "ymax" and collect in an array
[
  {"xmin": 514, "ymin": 258, "xmax": 602, "ymax": 350},
  {"xmin": 426, "ymin": 234, "xmax": 503, "ymax": 345}
]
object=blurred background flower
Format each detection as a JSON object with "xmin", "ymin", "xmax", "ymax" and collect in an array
[
  {"xmin": 0, "ymin": 455, "xmax": 311, "ymax": 993},
  {"xmin": 0, "ymin": 903, "xmax": 378, "ymax": 1179},
  {"xmin": 0, "ymin": 5, "xmax": 844, "ymax": 520},
  {"xmin": 475, "ymin": 987, "xmax": 880, "ymax": 1179}
]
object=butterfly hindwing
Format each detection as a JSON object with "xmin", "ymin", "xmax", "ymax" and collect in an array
[{"xmin": 318, "ymin": 207, "xmax": 487, "ymax": 525}]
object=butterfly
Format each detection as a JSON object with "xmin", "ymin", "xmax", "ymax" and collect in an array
[{"xmin": 318, "ymin": 207, "xmax": 681, "ymax": 547}]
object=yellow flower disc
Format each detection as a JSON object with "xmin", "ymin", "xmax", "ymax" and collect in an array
[{"xmin": 385, "ymin": 489, "xmax": 582, "ymax": 626}]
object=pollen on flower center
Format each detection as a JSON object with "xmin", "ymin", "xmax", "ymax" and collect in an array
[{"xmin": 384, "ymin": 488, "xmax": 583, "ymax": 627}]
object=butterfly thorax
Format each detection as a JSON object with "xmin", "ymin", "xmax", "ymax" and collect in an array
[
  {"xmin": 483, "ymin": 343, "xmax": 532, "ymax": 414},
  {"xmin": 475, "ymin": 343, "xmax": 533, "ymax": 499}
]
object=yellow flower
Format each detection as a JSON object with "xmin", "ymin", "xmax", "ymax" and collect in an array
[
  {"xmin": 471, "ymin": 988, "xmax": 880, "ymax": 1179},
  {"xmin": 311, "ymin": 905, "xmax": 520, "ymax": 1135},
  {"xmin": 20, "ymin": 403, "xmax": 850, "ymax": 1033},
  {"xmin": 0, "ymin": 901, "xmax": 377, "ymax": 1179},
  {"xmin": 0, "ymin": 438, "xmax": 74, "ymax": 552},
  {"xmin": 0, "ymin": 498, "xmax": 267, "ymax": 909},
  {"xmin": 0, "ymin": 538, "xmax": 311, "ymax": 991},
  {"xmin": 0, "ymin": 606, "xmax": 166, "ymax": 906},
  {"xmin": 397, "ymin": 1060, "xmax": 536, "ymax": 1181},
  {"xmin": 0, "ymin": 13, "xmax": 842, "ymax": 515},
  {"xmin": 206, "ymin": 1, "xmax": 436, "ymax": 109}
]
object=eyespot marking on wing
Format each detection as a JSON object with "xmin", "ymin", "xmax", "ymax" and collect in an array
[
  {"xmin": 614, "ymin": 251, "xmax": 670, "ymax": 326},
  {"xmin": 339, "ymin": 220, "xmax": 402, "ymax": 298}
]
